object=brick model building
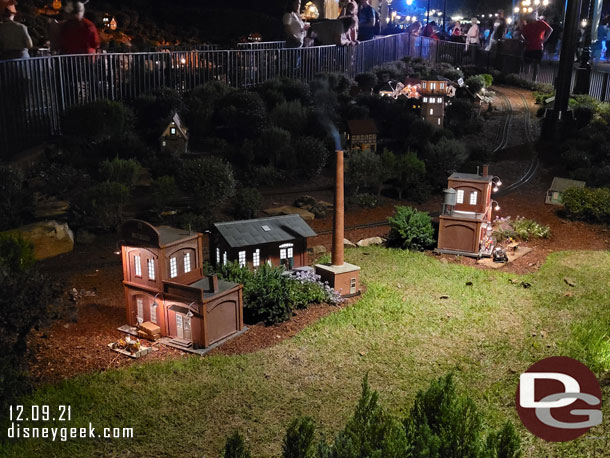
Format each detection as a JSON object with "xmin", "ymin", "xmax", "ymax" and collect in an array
[
  {"xmin": 419, "ymin": 79, "xmax": 449, "ymax": 127},
  {"xmin": 160, "ymin": 112, "xmax": 189, "ymax": 155},
  {"xmin": 120, "ymin": 219, "xmax": 243, "ymax": 350},
  {"xmin": 437, "ymin": 166, "xmax": 501, "ymax": 257},
  {"xmin": 212, "ymin": 215, "xmax": 316, "ymax": 269},
  {"xmin": 345, "ymin": 119, "xmax": 378, "ymax": 152}
]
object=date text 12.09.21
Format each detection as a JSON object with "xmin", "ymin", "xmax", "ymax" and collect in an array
[{"xmin": 9, "ymin": 405, "xmax": 71, "ymax": 422}]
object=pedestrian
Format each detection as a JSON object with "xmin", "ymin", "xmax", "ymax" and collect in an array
[
  {"xmin": 357, "ymin": 0, "xmax": 377, "ymax": 41},
  {"xmin": 59, "ymin": 1, "xmax": 100, "ymax": 54},
  {"xmin": 465, "ymin": 17, "xmax": 480, "ymax": 50},
  {"xmin": 338, "ymin": 0, "xmax": 358, "ymax": 18},
  {"xmin": 406, "ymin": 20, "xmax": 422, "ymax": 36},
  {"xmin": 0, "ymin": 2, "xmax": 32, "ymax": 60},
  {"xmin": 486, "ymin": 10, "xmax": 507, "ymax": 51},
  {"xmin": 521, "ymin": 13, "xmax": 552, "ymax": 80},
  {"xmin": 340, "ymin": 2, "xmax": 359, "ymax": 44},
  {"xmin": 312, "ymin": 17, "xmax": 356, "ymax": 46},
  {"xmin": 283, "ymin": 0, "xmax": 309, "ymax": 48},
  {"xmin": 422, "ymin": 21, "xmax": 438, "ymax": 40}
]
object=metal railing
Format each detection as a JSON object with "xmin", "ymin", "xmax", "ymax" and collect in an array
[
  {"xmin": 3, "ymin": 32, "xmax": 610, "ymax": 157},
  {"xmin": 236, "ymin": 41, "xmax": 286, "ymax": 50}
]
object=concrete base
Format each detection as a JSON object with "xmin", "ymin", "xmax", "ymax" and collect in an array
[{"xmin": 315, "ymin": 262, "xmax": 360, "ymax": 297}]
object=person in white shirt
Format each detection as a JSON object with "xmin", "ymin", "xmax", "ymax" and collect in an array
[
  {"xmin": 283, "ymin": 0, "xmax": 309, "ymax": 48},
  {"xmin": 465, "ymin": 17, "xmax": 480, "ymax": 50}
]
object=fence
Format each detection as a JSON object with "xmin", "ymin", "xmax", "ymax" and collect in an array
[{"xmin": 2, "ymin": 33, "xmax": 610, "ymax": 157}]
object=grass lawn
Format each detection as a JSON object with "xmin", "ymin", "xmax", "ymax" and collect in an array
[{"xmin": 2, "ymin": 247, "xmax": 610, "ymax": 457}]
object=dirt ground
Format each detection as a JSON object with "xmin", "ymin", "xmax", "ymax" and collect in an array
[{"xmin": 27, "ymin": 87, "xmax": 610, "ymax": 384}]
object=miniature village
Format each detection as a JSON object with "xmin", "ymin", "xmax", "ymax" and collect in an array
[{"xmin": 2, "ymin": 57, "xmax": 610, "ymax": 457}]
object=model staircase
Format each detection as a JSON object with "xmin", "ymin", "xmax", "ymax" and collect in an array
[{"xmin": 170, "ymin": 337, "xmax": 193, "ymax": 349}]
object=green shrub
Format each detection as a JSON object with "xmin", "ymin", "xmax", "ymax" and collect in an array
[
  {"xmin": 62, "ymin": 99, "xmax": 133, "ymax": 142},
  {"xmin": 387, "ymin": 206, "xmax": 435, "ymax": 251},
  {"xmin": 99, "ymin": 157, "xmax": 142, "ymax": 188},
  {"xmin": 151, "ymin": 176, "xmax": 179, "ymax": 210},
  {"xmin": 562, "ymin": 187, "xmax": 610, "ymax": 222},
  {"xmin": 0, "ymin": 165, "xmax": 33, "ymax": 231},
  {"xmin": 423, "ymin": 137, "xmax": 468, "ymax": 190},
  {"xmin": 176, "ymin": 212, "xmax": 214, "ymax": 233},
  {"xmin": 346, "ymin": 149, "xmax": 382, "ymax": 195},
  {"xmin": 214, "ymin": 90, "xmax": 268, "ymax": 141},
  {"xmin": 480, "ymin": 73, "xmax": 493, "ymax": 88},
  {"xmin": 283, "ymin": 417, "xmax": 316, "ymax": 458},
  {"xmin": 511, "ymin": 217, "xmax": 551, "ymax": 240},
  {"xmin": 231, "ymin": 187, "xmax": 262, "ymax": 220},
  {"xmin": 270, "ymin": 100, "xmax": 310, "ymax": 136},
  {"xmin": 294, "ymin": 136, "xmax": 329, "ymax": 178},
  {"xmin": 0, "ymin": 233, "xmax": 35, "ymax": 273},
  {"xmin": 222, "ymin": 431, "xmax": 251, "ymax": 458},
  {"xmin": 393, "ymin": 151, "xmax": 426, "ymax": 201},
  {"xmin": 354, "ymin": 193, "xmax": 379, "ymax": 208},
  {"xmin": 355, "ymin": 72, "xmax": 378, "ymax": 89},
  {"xmin": 178, "ymin": 157, "xmax": 236, "ymax": 211},
  {"xmin": 79, "ymin": 181, "xmax": 130, "ymax": 229},
  {"xmin": 465, "ymin": 75, "xmax": 486, "ymax": 94}
]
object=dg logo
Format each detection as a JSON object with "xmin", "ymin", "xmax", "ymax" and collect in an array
[{"xmin": 516, "ymin": 356, "xmax": 603, "ymax": 442}]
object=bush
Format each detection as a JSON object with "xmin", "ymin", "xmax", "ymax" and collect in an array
[
  {"xmin": 283, "ymin": 417, "xmax": 316, "ymax": 458},
  {"xmin": 176, "ymin": 212, "xmax": 214, "ymax": 233},
  {"xmin": 346, "ymin": 149, "xmax": 382, "ymax": 195},
  {"xmin": 355, "ymin": 72, "xmax": 378, "ymax": 89},
  {"xmin": 249, "ymin": 127, "xmax": 293, "ymax": 169},
  {"xmin": 99, "ymin": 157, "xmax": 142, "ymax": 188},
  {"xmin": 231, "ymin": 187, "xmax": 262, "ymax": 220},
  {"xmin": 178, "ymin": 157, "xmax": 236, "ymax": 211},
  {"xmin": 78, "ymin": 181, "xmax": 130, "ymax": 230},
  {"xmin": 222, "ymin": 431, "xmax": 251, "ymax": 458},
  {"xmin": 0, "ymin": 165, "xmax": 33, "ymax": 231},
  {"xmin": 465, "ymin": 75, "xmax": 486, "ymax": 94},
  {"xmin": 214, "ymin": 90, "xmax": 268, "ymax": 141},
  {"xmin": 151, "ymin": 176, "xmax": 179, "ymax": 210},
  {"xmin": 294, "ymin": 136, "xmax": 329, "ymax": 178},
  {"xmin": 353, "ymin": 193, "xmax": 379, "ymax": 208},
  {"xmin": 393, "ymin": 151, "xmax": 427, "ymax": 201},
  {"xmin": 493, "ymin": 216, "xmax": 550, "ymax": 242},
  {"xmin": 270, "ymin": 100, "xmax": 311, "ymax": 137},
  {"xmin": 423, "ymin": 137, "xmax": 468, "ymax": 190},
  {"xmin": 62, "ymin": 99, "xmax": 133, "ymax": 142},
  {"xmin": 387, "ymin": 206, "xmax": 435, "ymax": 251},
  {"xmin": 562, "ymin": 187, "xmax": 610, "ymax": 222}
]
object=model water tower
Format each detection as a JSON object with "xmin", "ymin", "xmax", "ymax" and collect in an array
[
  {"xmin": 315, "ymin": 149, "xmax": 360, "ymax": 297},
  {"xmin": 437, "ymin": 165, "xmax": 501, "ymax": 257}
]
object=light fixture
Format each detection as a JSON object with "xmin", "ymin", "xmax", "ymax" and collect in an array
[
  {"xmin": 114, "ymin": 241, "xmax": 123, "ymax": 255},
  {"xmin": 581, "ymin": 19, "xmax": 588, "ymax": 28},
  {"xmin": 491, "ymin": 176, "xmax": 502, "ymax": 192},
  {"xmin": 180, "ymin": 57, "xmax": 186, "ymax": 64},
  {"xmin": 186, "ymin": 310, "xmax": 194, "ymax": 318},
  {"xmin": 152, "ymin": 293, "xmax": 160, "ymax": 309},
  {"xmin": 514, "ymin": 6, "xmax": 519, "ymax": 12},
  {"xmin": 491, "ymin": 200, "xmax": 501, "ymax": 211},
  {"xmin": 507, "ymin": 17, "xmax": 513, "ymax": 24}
]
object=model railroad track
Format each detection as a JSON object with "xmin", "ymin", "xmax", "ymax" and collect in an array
[
  {"xmin": 315, "ymin": 220, "xmax": 390, "ymax": 236},
  {"xmin": 493, "ymin": 90, "xmax": 513, "ymax": 153},
  {"xmin": 494, "ymin": 87, "xmax": 539, "ymax": 197}
]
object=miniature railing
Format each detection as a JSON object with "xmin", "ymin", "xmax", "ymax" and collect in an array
[{"xmin": 236, "ymin": 41, "xmax": 287, "ymax": 50}]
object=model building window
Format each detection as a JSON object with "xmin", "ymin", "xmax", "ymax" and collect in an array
[
  {"xmin": 456, "ymin": 189, "xmax": 464, "ymax": 204},
  {"xmin": 147, "ymin": 259, "xmax": 156, "ymax": 280},
  {"xmin": 429, "ymin": 108, "xmax": 433, "ymax": 115},
  {"xmin": 170, "ymin": 257, "xmax": 178, "ymax": 278},
  {"xmin": 134, "ymin": 254, "xmax": 142, "ymax": 277},
  {"xmin": 136, "ymin": 297, "xmax": 144, "ymax": 324},
  {"xmin": 216, "ymin": 248, "xmax": 220, "ymax": 265},
  {"xmin": 170, "ymin": 127, "xmax": 176, "ymax": 135},
  {"xmin": 431, "ymin": 82, "xmax": 436, "ymax": 90},
  {"xmin": 184, "ymin": 252, "xmax": 191, "ymax": 273},
  {"xmin": 469, "ymin": 191, "xmax": 478, "ymax": 205},
  {"xmin": 253, "ymin": 249, "xmax": 260, "ymax": 267},
  {"xmin": 437, "ymin": 119, "xmax": 441, "ymax": 126},
  {"xmin": 238, "ymin": 251, "xmax": 246, "ymax": 267},
  {"xmin": 438, "ymin": 97, "xmax": 443, "ymax": 103},
  {"xmin": 440, "ymin": 82, "xmax": 445, "ymax": 89},
  {"xmin": 223, "ymin": 251, "xmax": 227, "ymax": 265},
  {"xmin": 423, "ymin": 97, "xmax": 428, "ymax": 102},
  {"xmin": 150, "ymin": 303, "xmax": 157, "ymax": 324}
]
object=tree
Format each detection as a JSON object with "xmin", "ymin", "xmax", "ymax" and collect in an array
[
  {"xmin": 178, "ymin": 157, "xmax": 236, "ymax": 211},
  {"xmin": 283, "ymin": 417, "xmax": 316, "ymax": 458},
  {"xmin": 346, "ymin": 149, "xmax": 382, "ymax": 195},
  {"xmin": 214, "ymin": 90, "xmax": 268, "ymax": 142},
  {"xmin": 393, "ymin": 151, "xmax": 426, "ymax": 201}
]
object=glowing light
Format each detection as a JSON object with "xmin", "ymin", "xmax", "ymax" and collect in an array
[
  {"xmin": 180, "ymin": 58, "xmax": 186, "ymax": 64},
  {"xmin": 581, "ymin": 19, "xmax": 587, "ymax": 27},
  {"xmin": 514, "ymin": 6, "xmax": 520, "ymax": 12},
  {"xmin": 494, "ymin": 203, "xmax": 501, "ymax": 211},
  {"xmin": 542, "ymin": 0, "xmax": 549, "ymax": 5},
  {"xmin": 507, "ymin": 17, "xmax": 513, "ymax": 24},
  {"xmin": 406, "ymin": 0, "xmax": 414, "ymax": 5},
  {"xmin": 406, "ymin": 15, "xmax": 411, "ymax": 21},
  {"xmin": 534, "ymin": 0, "xmax": 540, "ymax": 5}
]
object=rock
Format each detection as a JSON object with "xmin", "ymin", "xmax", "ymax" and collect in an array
[
  {"xmin": 344, "ymin": 238, "xmax": 357, "ymax": 248},
  {"xmin": 34, "ymin": 198, "xmax": 70, "ymax": 219},
  {"xmin": 77, "ymin": 230, "xmax": 96, "ymax": 245},
  {"xmin": 4, "ymin": 220, "xmax": 74, "ymax": 260},
  {"xmin": 263, "ymin": 206, "xmax": 315, "ymax": 221},
  {"xmin": 356, "ymin": 236, "xmax": 385, "ymax": 247},
  {"xmin": 310, "ymin": 245, "xmax": 327, "ymax": 256},
  {"xmin": 318, "ymin": 200, "xmax": 334, "ymax": 209},
  {"xmin": 294, "ymin": 195, "xmax": 317, "ymax": 208},
  {"xmin": 309, "ymin": 203, "xmax": 328, "ymax": 218},
  {"xmin": 563, "ymin": 277, "xmax": 576, "ymax": 287}
]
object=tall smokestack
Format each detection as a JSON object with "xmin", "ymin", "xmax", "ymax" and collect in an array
[
  {"xmin": 482, "ymin": 164, "xmax": 489, "ymax": 177},
  {"xmin": 332, "ymin": 150, "xmax": 344, "ymax": 267}
]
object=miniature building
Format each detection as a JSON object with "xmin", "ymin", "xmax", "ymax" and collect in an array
[
  {"xmin": 160, "ymin": 112, "xmax": 189, "ymax": 155},
  {"xmin": 212, "ymin": 215, "xmax": 317, "ymax": 269},
  {"xmin": 545, "ymin": 177, "xmax": 586, "ymax": 206},
  {"xmin": 419, "ymin": 79, "xmax": 448, "ymax": 127},
  {"xmin": 315, "ymin": 150, "xmax": 360, "ymax": 297},
  {"xmin": 345, "ymin": 119, "xmax": 378, "ymax": 152},
  {"xmin": 102, "ymin": 15, "xmax": 118, "ymax": 30},
  {"xmin": 120, "ymin": 220, "xmax": 244, "ymax": 350},
  {"xmin": 437, "ymin": 166, "xmax": 500, "ymax": 257}
]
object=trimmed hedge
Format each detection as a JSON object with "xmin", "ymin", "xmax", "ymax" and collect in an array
[{"xmin": 562, "ymin": 187, "xmax": 610, "ymax": 222}]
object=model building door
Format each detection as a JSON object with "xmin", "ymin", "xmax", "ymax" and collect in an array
[
  {"xmin": 280, "ymin": 243, "xmax": 294, "ymax": 269},
  {"xmin": 175, "ymin": 314, "xmax": 192, "ymax": 340}
]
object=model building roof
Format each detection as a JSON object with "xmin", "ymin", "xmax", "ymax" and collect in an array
[
  {"xmin": 347, "ymin": 119, "xmax": 378, "ymax": 135},
  {"xmin": 156, "ymin": 225, "xmax": 198, "ymax": 246},
  {"xmin": 161, "ymin": 112, "xmax": 188, "ymax": 139},
  {"xmin": 189, "ymin": 276, "xmax": 239, "ymax": 299},
  {"xmin": 548, "ymin": 177, "xmax": 586, "ymax": 192},
  {"xmin": 449, "ymin": 172, "xmax": 493, "ymax": 183},
  {"xmin": 215, "ymin": 215, "xmax": 316, "ymax": 248}
]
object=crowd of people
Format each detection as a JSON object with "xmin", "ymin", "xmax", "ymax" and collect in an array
[
  {"xmin": 0, "ymin": 0, "xmax": 99, "ymax": 60},
  {"xmin": 283, "ymin": 0, "xmax": 380, "ymax": 48}
]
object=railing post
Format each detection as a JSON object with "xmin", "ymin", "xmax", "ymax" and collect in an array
[{"xmin": 600, "ymin": 71, "xmax": 609, "ymax": 101}]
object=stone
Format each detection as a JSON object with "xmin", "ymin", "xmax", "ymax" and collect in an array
[
  {"xmin": 356, "ymin": 236, "xmax": 385, "ymax": 247},
  {"xmin": 344, "ymin": 238, "xmax": 357, "ymax": 248},
  {"xmin": 263, "ymin": 206, "xmax": 315, "ymax": 221},
  {"xmin": 77, "ymin": 230, "xmax": 96, "ymax": 244},
  {"xmin": 318, "ymin": 200, "xmax": 334, "ymax": 209},
  {"xmin": 294, "ymin": 195, "xmax": 317, "ymax": 208},
  {"xmin": 310, "ymin": 245, "xmax": 327, "ymax": 256},
  {"xmin": 5, "ymin": 220, "xmax": 74, "ymax": 260},
  {"xmin": 309, "ymin": 203, "xmax": 328, "ymax": 218},
  {"xmin": 33, "ymin": 198, "xmax": 70, "ymax": 219}
]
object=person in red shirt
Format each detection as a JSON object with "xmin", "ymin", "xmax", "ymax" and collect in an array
[
  {"xmin": 59, "ymin": 1, "xmax": 100, "ymax": 54},
  {"xmin": 521, "ymin": 14, "xmax": 553, "ymax": 62}
]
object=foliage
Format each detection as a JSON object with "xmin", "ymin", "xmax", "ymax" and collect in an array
[
  {"xmin": 561, "ymin": 187, "xmax": 610, "ymax": 223},
  {"xmin": 0, "ymin": 233, "xmax": 35, "ymax": 273},
  {"xmin": 562, "ymin": 316, "xmax": 610, "ymax": 375},
  {"xmin": 355, "ymin": 72, "xmax": 378, "ymax": 89},
  {"xmin": 353, "ymin": 193, "xmax": 379, "ymax": 208},
  {"xmin": 244, "ymin": 127, "xmax": 293, "ymax": 169},
  {"xmin": 215, "ymin": 90, "xmax": 268, "ymax": 141},
  {"xmin": 222, "ymin": 431, "xmax": 251, "ymax": 458},
  {"xmin": 283, "ymin": 417, "xmax": 316, "ymax": 458},
  {"xmin": 217, "ymin": 262, "xmax": 340, "ymax": 325},
  {"xmin": 78, "ymin": 181, "xmax": 130, "ymax": 230},
  {"xmin": 422, "ymin": 137, "xmax": 468, "ymax": 190},
  {"xmin": 178, "ymin": 157, "xmax": 236, "ymax": 211},
  {"xmin": 176, "ymin": 212, "xmax": 214, "ymax": 233},
  {"xmin": 151, "ymin": 176, "xmax": 179, "ymax": 210},
  {"xmin": 270, "ymin": 100, "xmax": 311, "ymax": 137},
  {"xmin": 186, "ymin": 82, "xmax": 235, "ymax": 138},
  {"xmin": 0, "ymin": 165, "xmax": 33, "ymax": 231},
  {"xmin": 393, "ymin": 151, "xmax": 427, "ymax": 201},
  {"xmin": 99, "ymin": 157, "xmax": 142, "ymax": 188},
  {"xmin": 242, "ymin": 165, "xmax": 287, "ymax": 187},
  {"xmin": 293, "ymin": 136, "xmax": 330, "ymax": 179},
  {"xmin": 346, "ymin": 149, "xmax": 382, "ymax": 195},
  {"xmin": 445, "ymin": 98, "xmax": 475, "ymax": 133},
  {"xmin": 231, "ymin": 187, "xmax": 262, "ymax": 220},
  {"xmin": 387, "ymin": 206, "xmax": 435, "ymax": 251},
  {"xmin": 61, "ymin": 99, "xmax": 133, "ymax": 143},
  {"xmin": 465, "ymin": 75, "xmax": 486, "ymax": 94},
  {"xmin": 493, "ymin": 217, "xmax": 551, "ymax": 242}
]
